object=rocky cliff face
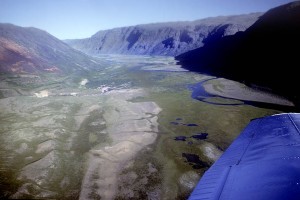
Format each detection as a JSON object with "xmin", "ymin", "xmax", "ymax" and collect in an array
[
  {"xmin": 65, "ymin": 13, "xmax": 261, "ymax": 56},
  {"xmin": 0, "ymin": 23, "xmax": 102, "ymax": 74},
  {"xmin": 176, "ymin": 2, "xmax": 300, "ymax": 105}
]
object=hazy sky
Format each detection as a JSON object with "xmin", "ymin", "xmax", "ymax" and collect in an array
[{"xmin": 0, "ymin": 0, "xmax": 295, "ymax": 39}]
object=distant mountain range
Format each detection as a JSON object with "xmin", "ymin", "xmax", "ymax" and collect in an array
[
  {"xmin": 176, "ymin": 1, "xmax": 300, "ymax": 105},
  {"xmin": 65, "ymin": 13, "xmax": 261, "ymax": 56},
  {"xmin": 0, "ymin": 23, "xmax": 101, "ymax": 73}
]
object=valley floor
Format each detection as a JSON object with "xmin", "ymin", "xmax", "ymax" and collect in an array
[{"xmin": 0, "ymin": 55, "xmax": 290, "ymax": 199}]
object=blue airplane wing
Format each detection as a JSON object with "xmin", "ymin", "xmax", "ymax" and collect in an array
[{"xmin": 189, "ymin": 113, "xmax": 300, "ymax": 200}]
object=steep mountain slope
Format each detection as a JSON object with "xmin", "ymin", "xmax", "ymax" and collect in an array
[
  {"xmin": 0, "ymin": 23, "xmax": 101, "ymax": 74},
  {"xmin": 65, "ymin": 13, "xmax": 261, "ymax": 56},
  {"xmin": 176, "ymin": 2, "xmax": 300, "ymax": 104}
]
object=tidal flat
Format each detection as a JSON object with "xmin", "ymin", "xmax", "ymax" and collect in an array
[{"xmin": 0, "ymin": 55, "xmax": 289, "ymax": 199}]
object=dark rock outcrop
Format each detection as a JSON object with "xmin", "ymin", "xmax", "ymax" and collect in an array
[
  {"xmin": 0, "ymin": 23, "xmax": 101, "ymax": 74},
  {"xmin": 65, "ymin": 13, "xmax": 261, "ymax": 56},
  {"xmin": 176, "ymin": 2, "xmax": 300, "ymax": 105}
]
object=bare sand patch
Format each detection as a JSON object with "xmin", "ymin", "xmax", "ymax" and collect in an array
[
  {"xmin": 80, "ymin": 79, "xmax": 88, "ymax": 86},
  {"xmin": 204, "ymin": 78, "xmax": 294, "ymax": 106},
  {"xmin": 199, "ymin": 142, "xmax": 222, "ymax": 162},
  {"xmin": 34, "ymin": 90, "xmax": 49, "ymax": 98}
]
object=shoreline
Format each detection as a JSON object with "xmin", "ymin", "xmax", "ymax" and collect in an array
[{"xmin": 200, "ymin": 78, "xmax": 294, "ymax": 107}]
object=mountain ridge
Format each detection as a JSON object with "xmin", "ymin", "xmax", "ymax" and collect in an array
[
  {"xmin": 0, "ymin": 23, "xmax": 101, "ymax": 74},
  {"xmin": 65, "ymin": 13, "xmax": 262, "ymax": 56},
  {"xmin": 176, "ymin": 1, "xmax": 300, "ymax": 105}
]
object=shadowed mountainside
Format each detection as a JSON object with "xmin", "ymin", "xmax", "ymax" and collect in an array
[
  {"xmin": 65, "ymin": 13, "xmax": 261, "ymax": 56},
  {"xmin": 0, "ymin": 23, "xmax": 101, "ymax": 74},
  {"xmin": 176, "ymin": 2, "xmax": 300, "ymax": 105}
]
